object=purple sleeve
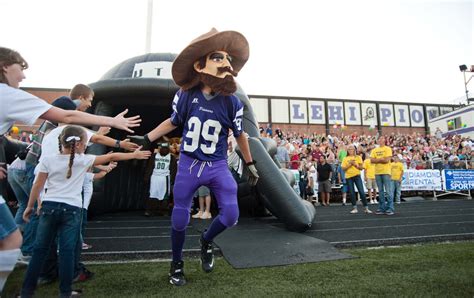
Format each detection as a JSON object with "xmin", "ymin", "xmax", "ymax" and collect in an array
[
  {"xmin": 230, "ymin": 96, "xmax": 244, "ymax": 138},
  {"xmin": 170, "ymin": 90, "xmax": 184, "ymax": 127}
]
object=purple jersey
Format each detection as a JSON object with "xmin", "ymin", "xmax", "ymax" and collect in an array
[{"xmin": 170, "ymin": 88, "xmax": 244, "ymax": 161}]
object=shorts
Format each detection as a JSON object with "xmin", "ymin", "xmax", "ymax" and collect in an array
[
  {"xmin": 195, "ymin": 186, "xmax": 210, "ymax": 197},
  {"xmin": 366, "ymin": 178, "xmax": 378, "ymax": 190},
  {"xmin": 318, "ymin": 180, "xmax": 332, "ymax": 193},
  {"xmin": 0, "ymin": 202, "xmax": 18, "ymax": 240}
]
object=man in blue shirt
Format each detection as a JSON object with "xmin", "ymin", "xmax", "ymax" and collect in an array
[{"xmin": 142, "ymin": 28, "xmax": 259, "ymax": 286}]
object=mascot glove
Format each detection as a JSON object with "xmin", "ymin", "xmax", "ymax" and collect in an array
[
  {"xmin": 247, "ymin": 163, "xmax": 259, "ymax": 186},
  {"xmin": 126, "ymin": 134, "xmax": 156, "ymax": 152}
]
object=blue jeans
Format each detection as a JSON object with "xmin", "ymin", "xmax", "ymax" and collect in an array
[
  {"xmin": 391, "ymin": 180, "xmax": 402, "ymax": 203},
  {"xmin": 0, "ymin": 202, "xmax": 17, "ymax": 240},
  {"xmin": 21, "ymin": 201, "xmax": 81, "ymax": 298},
  {"xmin": 375, "ymin": 174, "xmax": 393, "ymax": 212},
  {"xmin": 21, "ymin": 163, "xmax": 39, "ymax": 256},
  {"xmin": 39, "ymin": 207, "xmax": 86, "ymax": 281},
  {"xmin": 347, "ymin": 175, "xmax": 368, "ymax": 207},
  {"xmin": 7, "ymin": 168, "xmax": 29, "ymax": 228}
]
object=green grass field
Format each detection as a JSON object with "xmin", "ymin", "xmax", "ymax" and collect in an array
[{"xmin": 4, "ymin": 241, "xmax": 474, "ymax": 297}]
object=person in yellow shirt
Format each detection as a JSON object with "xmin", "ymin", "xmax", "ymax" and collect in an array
[
  {"xmin": 342, "ymin": 145, "xmax": 372, "ymax": 214},
  {"xmin": 363, "ymin": 153, "xmax": 378, "ymax": 204},
  {"xmin": 370, "ymin": 136, "xmax": 394, "ymax": 215},
  {"xmin": 390, "ymin": 155, "xmax": 404, "ymax": 205}
]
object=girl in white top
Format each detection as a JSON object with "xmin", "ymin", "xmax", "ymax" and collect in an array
[
  {"xmin": 0, "ymin": 46, "xmax": 141, "ymax": 293},
  {"xmin": 20, "ymin": 125, "xmax": 150, "ymax": 297}
]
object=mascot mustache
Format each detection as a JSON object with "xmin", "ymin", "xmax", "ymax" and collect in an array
[{"xmin": 217, "ymin": 66, "xmax": 238, "ymax": 77}]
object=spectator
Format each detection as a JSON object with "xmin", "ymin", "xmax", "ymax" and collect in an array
[
  {"xmin": 427, "ymin": 145, "xmax": 443, "ymax": 170},
  {"xmin": 317, "ymin": 155, "xmax": 332, "ymax": 206},
  {"xmin": 265, "ymin": 123, "xmax": 273, "ymax": 137},
  {"xmin": 370, "ymin": 136, "xmax": 394, "ymax": 215},
  {"xmin": 363, "ymin": 153, "xmax": 378, "ymax": 204},
  {"xmin": 342, "ymin": 145, "xmax": 372, "ymax": 214},
  {"xmin": 449, "ymin": 156, "xmax": 465, "ymax": 169},
  {"xmin": 290, "ymin": 149, "xmax": 300, "ymax": 170},
  {"xmin": 192, "ymin": 186, "xmax": 212, "ymax": 220},
  {"xmin": 390, "ymin": 155, "xmax": 404, "ymax": 204},
  {"xmin": 227, "ymin": 136, "xmax": 242, "ymax": 182}
]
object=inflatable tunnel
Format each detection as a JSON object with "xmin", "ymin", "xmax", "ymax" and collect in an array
[{"xmin": 87, "ymin": 53, "xmax": 316, "ymax": 232}]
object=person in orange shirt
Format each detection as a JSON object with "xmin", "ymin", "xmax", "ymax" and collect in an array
[
  {"xmin": 390, "ymin": 155, "xmax": 404, "ymax": 205},
  {"xmin": 341, "ymin": 145, "xmax": 372, "ymax": 214}
]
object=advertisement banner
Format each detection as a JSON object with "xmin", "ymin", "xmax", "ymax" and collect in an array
[
  {"xmin": 401, "ymin": 170, "xmax": 442, "ymax": 191},
  {"xmin": 442, "ymin": 169, "xmax": 474, "ymax": 191}
]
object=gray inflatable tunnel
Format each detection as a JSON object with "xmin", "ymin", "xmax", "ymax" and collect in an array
[{"xmin": 87, "ymin": 53, "xmax": 316, "ymax": 232}]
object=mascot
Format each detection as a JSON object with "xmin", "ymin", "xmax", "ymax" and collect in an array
[{"xmin": 142, "ymin": 28, "xmax": 259, "ymax": 286}]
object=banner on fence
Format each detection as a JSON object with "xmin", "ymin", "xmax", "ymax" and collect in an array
[
  {"xmin": 442, "ymin": 169, "xmax": 474, "ymax": 191},
  {"xmin": 401, "ymin": 170, "xmax": 442, "ymax": 191}
]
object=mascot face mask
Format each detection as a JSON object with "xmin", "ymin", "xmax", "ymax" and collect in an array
[
  {"xmin": 195, "ymin": 51, "xmax": 236, "ymax": 79},
  {"xmin": 195, "ymin": 51, "xmax": 238, "ymax": 95}
]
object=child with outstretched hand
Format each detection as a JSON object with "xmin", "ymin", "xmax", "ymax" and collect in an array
[{"xmin": 20, "ymin": 125, "xmax": 150, "ymax": 298}]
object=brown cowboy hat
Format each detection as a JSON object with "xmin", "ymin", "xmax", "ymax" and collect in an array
[{"xmin": 171, "ymin": 28, "xmax": 249, "ymax": 90}]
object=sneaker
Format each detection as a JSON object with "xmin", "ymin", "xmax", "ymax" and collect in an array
[
  {"xmin": 385, "ymin": 211, "xmax": 395, "ymax": 216},
  {"xmin": 169, "ymin": 260, "xmax": 186, "ymax": 286},
  {"xmin": 375, "ymin": 210, "xmax": 385, "ymax": 215},
  {"xmin": 70, "ymin": 289, "xmax": 83, "ymax": 297},
  {"xmin": 73, "ymin": 268, "xmax": 94, "ymax": 283},
  {"xmin": 396, "ymin": 201, "xmax": 401, "ymax": 205},
  {"xmin": 192, "ymin": 211, "xmax": 203, "ymax": 219},
  {"xmin": 350, "ymin": 208, "xmax": 358, "ymax": 214},
  {"xmin": 342, "ymin": 202, "xmax": 346, "ymax": 206},
  {"xmin": 200, "ymin": 212, "xmax": 212, "ymax": 220},
  {"xmin": 200, "ymin": 233, "xmax": 215, "ymax": 273},
  {"xmin": 82, "ymin": 243, "xmax": 92, "ymax": 250},
  {"xmin": 364, "ymin": 208, "xmax": 373, "ymax": 214},
  {"xmin": 17, "ymin": 254, "xmax": 31, "ymax": 265}
]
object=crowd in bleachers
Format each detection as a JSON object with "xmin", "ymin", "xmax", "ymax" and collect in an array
[
  {"xmin": 261, "ymin": 126, "xmax": 474, "ymax": 172},
  {"xmin": 259, "ymin": 125, "xmax": 473, "ymax": 211}
]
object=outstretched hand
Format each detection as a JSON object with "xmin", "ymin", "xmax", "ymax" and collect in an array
[
  {"xmin": 121, "ymin": 138, "xmax": 141, "ymax": 152},
  {"xmin": 133, "ymin": 146, "xmax": 152, "ymax": 160},
  {"xmin": 247, "ymin": 163, "xmax": 259, "ymax": 186},
  {"xmin": 113, "ymin": 109, "xmax": 142, "ymax": 133},
  {"xmin": 97, "ymin": 126, "xmax": 111, "ymax": 136}
]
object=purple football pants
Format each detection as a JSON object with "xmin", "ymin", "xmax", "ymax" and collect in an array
[
  {"xmin": 170, "ymin": 154, "xmax": 238, "ymax": 261},
  {"xmin": 172, "ymin": 153, "xmax": 239, "ymax": 230}
]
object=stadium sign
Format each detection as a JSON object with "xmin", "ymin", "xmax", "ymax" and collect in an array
[
  {"xmin": 442, "ymin": 169, "xmax": 474, "ymax": 191},
  {"xmin": 401, "ymin": 170, "xmax": 442, "ymax": 191}
]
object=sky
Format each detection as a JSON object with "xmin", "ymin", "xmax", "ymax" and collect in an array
[{"xmin": 1, "ymin": 0, "xmax": 473, "ymax": 104}]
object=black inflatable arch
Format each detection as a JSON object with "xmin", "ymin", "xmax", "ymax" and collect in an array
[{"xmin": 87, "ymin": 53, "xmax": 316, "ymax": 232}]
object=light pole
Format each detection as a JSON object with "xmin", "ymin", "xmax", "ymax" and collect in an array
[
  {"xmin": 145, "ymin": 0, "xmax": 154, "ymax": 53},
  {"xmin": 459, "ymin": 64, "xmax": 474, "ymax": 102}
]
